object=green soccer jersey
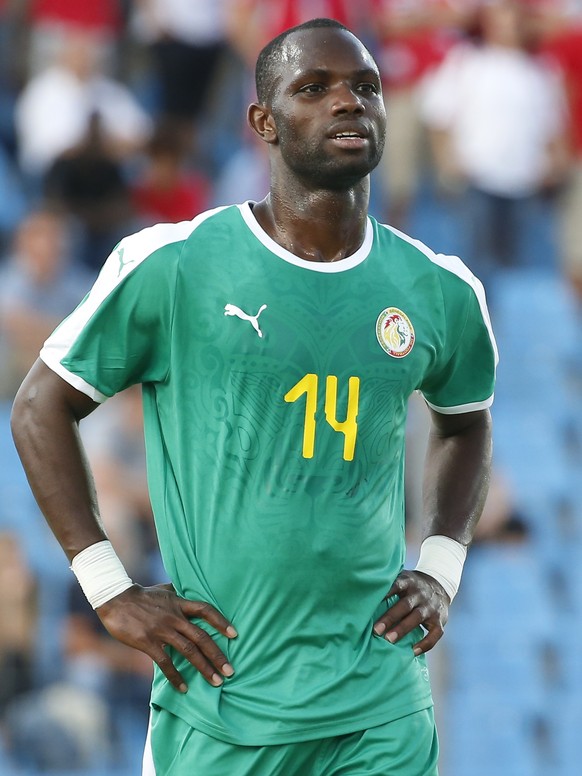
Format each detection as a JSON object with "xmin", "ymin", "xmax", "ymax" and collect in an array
[{"xmin": 41, "ymin": 202, "xmax": 497, "ymax": 745}]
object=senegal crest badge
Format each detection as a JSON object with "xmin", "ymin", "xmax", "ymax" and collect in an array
[{"xmin": 376, "ymin": 307, "xmax": 415, "ymax": 358}]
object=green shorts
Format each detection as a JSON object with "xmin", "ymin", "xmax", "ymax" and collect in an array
[{"xmin": 143, "ymin": 705, "xmax": 439, "ymax": 775}]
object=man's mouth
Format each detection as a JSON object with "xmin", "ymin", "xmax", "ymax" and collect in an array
[
  {"xmin": 327, "ymin": 124, "xmax": 370, "ymax": 148},
  {"xmin": 329, "ymin": 131, "xmax": 369, "ymax": 149}
]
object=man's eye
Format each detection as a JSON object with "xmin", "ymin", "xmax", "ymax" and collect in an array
[
  {"xmin": 357, "ymin": 83, "xmax": 379, "ymax": 94},
  {"xmin": 299, "ymin": 84, "xmax": 324, "ymax": 94}
]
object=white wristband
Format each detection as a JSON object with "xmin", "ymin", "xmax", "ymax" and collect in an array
[
  {"xmin": 71, "ymin": 540, "xmax": 134, "ymax": 609},
  {"xmin": 414, "ymin": 535, "xmax": 467, "ymax": 602}
]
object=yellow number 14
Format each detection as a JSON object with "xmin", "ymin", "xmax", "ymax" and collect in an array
[{"xmin": 284, "ymin": 374, "xmax": 360, "ymax": 461}]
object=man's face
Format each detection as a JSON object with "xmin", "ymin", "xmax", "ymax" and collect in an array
[{"xmin": 268, "ymin": 28, "xmax": 387, "ymax": 190}]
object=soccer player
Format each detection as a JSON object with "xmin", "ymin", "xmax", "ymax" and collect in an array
[{"xmin": 11, "ymin": 18, "xmax": 497, "ymax": 776}]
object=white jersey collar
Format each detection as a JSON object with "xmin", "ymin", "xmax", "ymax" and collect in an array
[{"xmin": 238, "ymin": 201, "xmax": 373, "ymax": 273}]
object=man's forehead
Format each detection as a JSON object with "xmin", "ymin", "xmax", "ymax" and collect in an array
[{"xmin": 278, "ymin": 27, "xmax": 377, "ymax": 76}]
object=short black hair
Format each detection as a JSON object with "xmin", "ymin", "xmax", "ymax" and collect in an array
[{"xmin": 255, "ymin": 17, "xmax": 353, "ymax": 105}]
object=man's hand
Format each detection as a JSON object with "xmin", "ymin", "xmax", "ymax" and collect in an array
[
  {"xmin": 373, "ymin": 571, "xmax": 449, "ymax": 656},
  {"xmin": 96, "ymin": 584, "xmax": 237, "ymax": 692}
]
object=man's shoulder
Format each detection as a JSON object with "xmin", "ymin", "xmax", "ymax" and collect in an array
[
  {"xmin": 374, "ymin": 219, "xmax": 477, "ymax": 286},
  {"xmin": 119, "ymin": 205, "xmax": 239, "ymax": 261}
]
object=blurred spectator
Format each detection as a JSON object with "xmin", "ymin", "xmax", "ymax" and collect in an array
[
  {"xmin": 0, "ymin": 532, "xmax": 37, "ymax": 717},
  {"xmin": 0, "ymin": 146, "xmax": 27, "ymax": 251},
  {"xmin": 131, "ymin": 120, "xmax": 211, "ymax": 226},
  {"xmin": 212, "ymin": 130, "xmax": 270, "ymax": 206},
  {"xmin": 0, "ymin": 207, "xmax": 90, "ymax": 398},
  {"xmin": 45, "ymin": 111, "xmax": 134, "ymax": 272},
  {"xmin": 471, "ymin": 468, "xmax": 530, "ymax": 544},
  {"xmin": 3, "ymin": 682, "xmax": 111, "ymax": 772},
  {"xmin": 26, "ymin": 0, "xmax": 123, "ymax": 76},
  {"xmin": 372, "ymin": 0, "xmax": 478, "ymax": 229},
  {"xmin": 0, "ymin": 0, "xmax": 20, "ymax": 85},
  {"xmin": 537, "ymin": 1, "xmax": 582, "ymax": 297},
  {"xmin": 130, "ymin": 0, "xmax": 229, "ymax": 156},
  {"xmin": 15, "ymin": 26, "xmax": 151, "ymax": 180},
  {"xmin": 0, "ymin": 0, "xmax": 27, "ymax": 152},
  {"xmin": 420, "ymin": 0, "xmax": 569, "ymax": 286}
]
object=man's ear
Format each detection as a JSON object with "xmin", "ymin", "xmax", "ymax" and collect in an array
[{"xmin": 247, "ymin": 103, "xmax": 278, "ymax": 144}]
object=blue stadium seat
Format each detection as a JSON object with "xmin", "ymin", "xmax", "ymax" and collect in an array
[{"xmin": 445, "ymin": 688, "xmax": 541, "ymax": 776}]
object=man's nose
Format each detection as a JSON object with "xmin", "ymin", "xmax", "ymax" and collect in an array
[{"xmin": 331, "ymin": 83, "xmax": 364, "ymax": 114}]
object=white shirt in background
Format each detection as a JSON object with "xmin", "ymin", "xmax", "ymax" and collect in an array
[{"xmin": 420, "ymin": 43, "xmax": 567, "ymax": 196}]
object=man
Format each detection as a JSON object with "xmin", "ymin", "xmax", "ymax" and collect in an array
[{"xmin": 11, "ymin": 18, "xmax": 497, "ymax": 776}]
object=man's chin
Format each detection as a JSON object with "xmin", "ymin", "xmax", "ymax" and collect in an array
[{"xmin": 311, "ymin": 159, "xmax": 378, "ymax": 190}]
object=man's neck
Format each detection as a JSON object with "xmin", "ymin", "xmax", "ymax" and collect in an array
[{"xmin": 252, "ymin": 183, "xmax": 370, "ymax": 263}]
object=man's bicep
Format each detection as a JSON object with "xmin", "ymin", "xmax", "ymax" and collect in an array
[
  {"xmin": 14, "ymin": 358, "xmax": 100, "ymax": 422},
  {"xmin": 428, "ymin": 407, "xmax": 492, "ymax": 439}
]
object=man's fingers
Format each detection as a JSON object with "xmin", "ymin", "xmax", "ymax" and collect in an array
[
  {"xmin": 151, "ymin": 628, "xmax": 234, "ymax": 691},
  {"xmin": 97, "ymin": 588, "xmax": 238, "ymax": 691},
  {"xmin": 177, "ymin": 621, "xmax": 235, "ymax": 677},
  {"xmin": 375, "ymin": 610, "xmax": 424, "ymax": 643},
  {"xmin": 375, "ymin": 571, "xmax": 449, "ymax": 648},
  {"xmin": 150, "ymin": 645, "xmax": 189, "ymax": 693},
  {"xmin": 180, "ymin": 599, "xmax": 238, "ymax": 638},
  {"xmin": 169, "ymin": 633, "xmax": 227, "ymax": 686},
  {"xmin": 373, "ymin": 595, "xmax": 418, "ymax": 635},
  {"xmin": 373, "ymin": 607, "xmax": 444, "ymax": 653},
  {"xmin": 412, "ymin": 626, "xmax": 443, "ymax": 656}
]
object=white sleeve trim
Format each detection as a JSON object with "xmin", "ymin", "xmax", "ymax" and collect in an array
[
  {"xmin": 40, "ymin": 351, "xmax": 109, "ymax": 403},
  {"xmin": 424, "ymin": 395, "xmax": 494, "ymax": 415},
  {"xmin": 39, "ymin": 207, "xmax": 230, "ymax": 399}
]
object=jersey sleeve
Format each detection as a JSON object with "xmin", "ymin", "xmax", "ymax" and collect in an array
[
  {"xmin": 40, "ymin": 224, "xmax": 185, "ymax": 402},
  {"xmin": 419, "ymin": 269, "xmax": 498, "ymax": 414}
]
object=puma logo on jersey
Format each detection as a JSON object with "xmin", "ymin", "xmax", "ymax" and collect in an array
[
  {"xmin": 116, "ymin": 247, "xmax": 136, "ymax": 277},
  {"xmin": 224, "ymin": 303, "xmax": 267, "ymax": 338}
]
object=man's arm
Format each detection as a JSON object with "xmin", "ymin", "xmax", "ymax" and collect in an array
[
  {"xmin": 373, "ymin": 407, "xmax": 492, "ymax": 654},
  {"xmin": 11, "ymin": 359, "xmax": 237, "ymax": 691},
  {"xmin": 422, "ymin": 407, "xmax": 492, "ymax": 543}
]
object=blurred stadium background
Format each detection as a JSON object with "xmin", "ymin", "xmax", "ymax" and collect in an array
[{"xmin": 1, "ymin": 1, "xmax": 581, "ymax": 774}]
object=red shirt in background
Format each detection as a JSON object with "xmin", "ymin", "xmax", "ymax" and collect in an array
[
  {"xmin": 29, "ymin": 0, "xmax": 121, "ymax": 32},
  {"xmin": 371, "ymin": 0, "xmax": 474, "ymax": 90},
  {"xmin": 271, "ymin": 0, "xmax": 359, "ymax": 32},
  {"xmin": 131, "ymin": 174, "xmax": 210, "ymax": 227},
  {"xmin": 543, "ymin": 26, "xmax": 582, "ymax": 153},
  {"xmin": 236, "ymin": 0, "xmax": 366, "ymax": 50}
]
